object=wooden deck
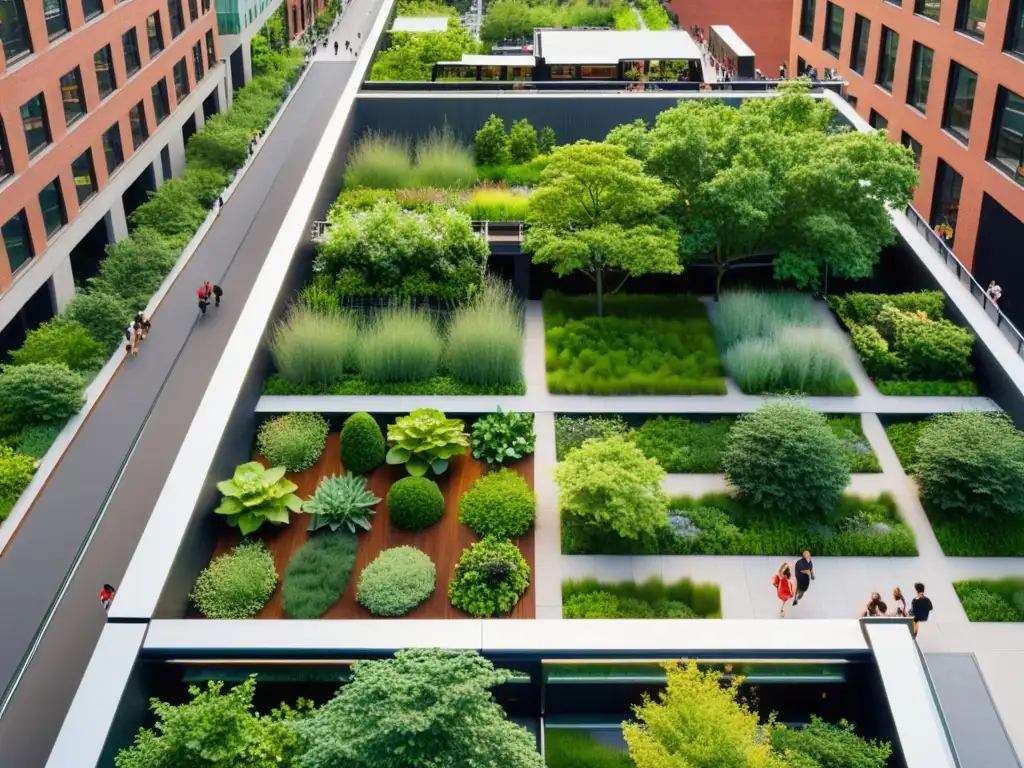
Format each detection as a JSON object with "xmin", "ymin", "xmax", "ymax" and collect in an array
[{"xmin": 210, "ymin": 432, "xmax": 535, "ymax": 619}]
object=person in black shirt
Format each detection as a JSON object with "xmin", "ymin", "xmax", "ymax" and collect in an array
[
  {"xmin": 792, "ymin": 550, "xmax": 814, "ymax": 606},
  {"xmin": 911, "ymin": 582, "xmax": 933, "ymax": 638}
]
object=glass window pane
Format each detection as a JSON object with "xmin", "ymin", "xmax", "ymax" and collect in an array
[
  {"xmin": 82, "ymin": 0, "xmax": 103, "ymax": 19},
  {"xmin": 43, "ymin": 0, "xmax": 69, "ymax": 38},
  {"xmin": 152, "ymin": 79, "xmax": 170, "ymax": 123},
  {"xmin": 989, "ymin": 87, "xmax": 1024, "ymax": 185},
  {"xmin": 876, "ymin": 26, "xmax": 899, "ymax": 91},
  {"xmin": 956, "ymin": 0, "xmax": 987, "ymax": 37},
  {"xmin": 1008, "ymin": 0, "xmax": 1024, "ymax": 55},
  {"xmin": 800, "ymin": 0, "xmax": 816, "ymax": 39},
  {"xmin": 71, "ymin": 148, "xmax": 97, "ymax": 204},
  {"xmin": 192, "ymin": 41, "xmax": 204, "ymax": 81},
  {"xmin": 850, "ymin": 15, "xmax": 870, "ymax": 74},
  {"xmin": 907, "ymin": 43, "xmax": 934, "ymax": 114},
  {"xmin": 914, "ymin": 0, "xmax": 942, "ymax": 19},
  {"xmin": 123, "ymin": 28, "xmax": 142, "ymax": 76},
  {"xmin": 188, "ymin": 0, "xmax": 198, "ymax": 22},
  {"xmin": 902, "ymin": 132, "xmax": 923, "ymax": 167},
  {"xmin": 38, "ymin": 178, "xmax": 66, "ymax": 236},
  {"xmin": 206, "ymin": 29, "xmax": 216, "ymax": 68},
  {"xmin": 931, "ymin": 159, "xmax": 963, "ymax": 246},
  {"xmin": 102, "ymin": 123, "xmax": 123, "ymax": 173},
  {"xmin": 870, "ymin": 109, "xmax": 888, "ymax": 130},
  {"xmin": 169, "ymin": 0, "xmax": 185, "ymax": 37},
  {"xmin": 128, "ymin": 102, "xmax": 148, "ymax": 149},
  {"xmin": 0, "ymin": 120, "xmax": 11, "ymax": 178},
  {"xmin": 944, "ymin": 62, "xmax": 977, "ymax": 143},
  {"xmin": 173, "ymin": 58, "xmax": 190, "ymax": 101},
  {"xmin": 824, "ymin": 2, "xmax": 844, "ymax": 56},
  {"xmin": 20, "ymin": 94, "xmax": 50, "ymax": 156},
  {"xmin": 2, "ymin": 210, "xmax": 33, "ymax": 273},
  {"xmin": 0, "ymin": 0, "xmax": 32, "ymax": 62},
  {"xmin": 60, "ymin": 67, "xmax": 86, "ymax": 126},
  {"xmin": 94, "ymin": 45, "xmax": 117, "ymax": 100},
  {"xmin": 147, "ymin": 12, "xmax": 164, "ymax": 56}
]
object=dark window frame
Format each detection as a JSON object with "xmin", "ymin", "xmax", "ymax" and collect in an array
[
  {"xmin": 172, "ymin": 57, "xmax": 190, "ymax": 102},
  {"xmin": 187, "ymin": 0, "xmax": 198, "ymax": 23},
  {"xmin": 94, "ymin": 44, "xmax": 118, "ymax": 100},
  {"xmin": 931, "ymin": 158, "xmax": 963, "ymax": 246},
  {"xmin": 906, "ymin": 42, "xmax": 934, "ymax": 114},
  {"xmin": 0, "ymin": 0, "xmax": 33, "ymax": 64},
  {"xmin": 824, "ymin": 2, "xmax": 845, "ymax": 56},
  {"xmin": 169, "ymin": 0, "xmax": 186, "ymax": 38},
  {"xmin": 0, "ymin": 119, "xmax": 12, "ymax": 179},
  {"xmin": 902, "ymin": 131, "xmax": 923, "ymax": 167},
  {"xmin": 152, "ymin": 78, "xmax": 170, "ymax": 124},
  {"xmin": 122, "ymin": 27, "xmax": 142, "ymax": 77},
  {"xmin": 192, "ymin": 40, "xmax": 205, "ymax": 81},
  {"xmin": 943, "ymin": 60, "xmax": 978, "ymax": 144},
  {"xmin": 2, "ymin": 209, "xmax": 34, "ymax": 274},
  {"xmin": 128, "ymin": 101, "xmax": 149, "ymax": 149},
  {"xmin": 876, "ymin": 26, "xmax": 899, "ymax": 91},
  {"xmin": 799, "ymin": 0, "xmax": 817, "ymax": 40},
  {"xmin": 914, "ymin": 0, "xmax": 942, "ymax": 20},
  {"xmin": 869, "ymin": 109, "xmax": 889, "ymax": 130},
  {"xmin": 38, "ymin": 176, "xmax": 67, "ymax": 237},
  {"xmin": 850, "ymin": 14, "xmax": 870, "ymax": 75},
  {"xmin": 71, "ymin": 148, "xmax": 97, "ymax": 204},
  {"xmin": 955, "ymin": 0, "xmax": 987, "ymax": 38},
  {"xmin": 147, "ymin": 11, "xmax": 165, "ymax": 57},
  {"xmin": 59, "ymin": 66, "xmax": 87, "ymax": 126},
  {"xmin": 43, "ymin": 0, "xmax": 71, "ymax": 40},
  {"xmin": 1005, "ymin": 0, "xmax": 1023, "ymax": 56},
  {"xmin": 82, "ymin": 0, "xmax": 103, "ymax": 20},
  {"xmin": 101, "ymin": 123, "xmax": 124, "ymax": 174},
  {"xmin": 987, "ymin": 86, "xmax": 1024, "ymax": 186},
  {"xmin": 20, "ymin": 93, "xmax": 51, "ymax": 158},
  {"xmin": 205, "ymin": 28, "xmax": 216, "ymax": 68}
]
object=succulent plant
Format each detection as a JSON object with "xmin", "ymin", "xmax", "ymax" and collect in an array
[{"xmin": 302, "ymin": 472, "xmax": 381, "ymax": 533}]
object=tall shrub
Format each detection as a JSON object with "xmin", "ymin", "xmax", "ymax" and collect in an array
[
  {"xmin": 538, "ymin": 126, "xmax": 557, "ymax": 154},
  {"xmin": 10, "ymin": 319, "xmax": 104, "ymax": 372},
  {"xmin": 508, "ymin": 119, "xmax": 538, "ymax": 163},
  {"xmin": 0, "ymin": 363, "xmax": 85, "ymax": 428},
  {"xmin": 445, "ymin": 278, "xmax": 523, "ymax": 387},
  {"xmin": 269, "ymin": 305, "xmax": 357, "ymax": 387},
  {"xmin": 475, "ymin": 114, "xmax": 510, "ymax": 166},
  {"xmin": 90, "ymin": 228, "xmax": 180, "ymax": 307},
  {"xmin": 64, "ymin": 291, "xmax": 134, "ymax": 348}
]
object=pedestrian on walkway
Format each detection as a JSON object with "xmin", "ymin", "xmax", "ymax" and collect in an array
[
  {"xmin": 100, "ymin": 584, "xmax": 116, "ymax": 610},
  {"xmin": 779, "ymin": 62, "xmax": 786, "ymax": 79},
  {"xmin": 217, "ymin": 194, "xmax": 224, "ymax": 208},
  {"xmin": 773, "ymin": 563, "xmax": 794, "ymax": 618},
  {"xmin": 135, "ymin": 311, "xmax": 151, "ymax": 341},
  {"xmin": 910, "ymin": 582, "xmax": 933, "ymax": 638},
  {"xmin": 124, "ymin": 323, "xmax": 137, "ymax": 357},
  {"xmin": 212, "ymin": 283, "xmax": 223, "ymax": 307},
  {"xmin": 986, "ymin": 281, "xmax": 1003, "ymax": 304},
  {"xmin": 890, "ymin": 587, "xmax": 908, "ymax": 617},
  {"xmin": 792, "ymin": 550, "xmax": 814, "ymax": 606},
  {"xmin": 334, "ymin": 40, "xmax": 339, "ymax": 55},
  {"xmin": 860, "ymin": 592, "xmax": 886, "ymax": 617},
  {"xmin": 197, "ymin": 285, "xmax": 210, "ymax": 317}
]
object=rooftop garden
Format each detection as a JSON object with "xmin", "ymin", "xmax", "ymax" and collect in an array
[
  {"xmin": 954, "ymin": 578, "xmax": 1024, "ymax": 622},
  {"xmin": 562, "ymin": 576, "xmax": 722, "ymax": 618},
  {"xmin": 371, "ymin": 0, "xmax": 479, "ymax": 81}
]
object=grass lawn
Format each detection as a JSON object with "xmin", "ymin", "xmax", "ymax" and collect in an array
[
  {"xmin": 562, "ymin": 576, "xmax": 722, "ymax": 618},
  {"xmin": 562, "ymin": 492, "xmax": 916, "ymax": 556},
  {"xmin": 545, "ymin": 729, "xmax": 634, "ymax": 768},
  {"xmin": 263, "ymin": 373, "xmax": 525, "ymax": 396},
  {"xmin": 875, "ymin": 379, "xmax": 979, "ymax": 396},
  {"xmin": 954, "ymin": 578, "xmax": 1024, "ymax": 622},
  {"xmin": 543, "ymin": 292, "xmax": 726, "ymax": 395}
]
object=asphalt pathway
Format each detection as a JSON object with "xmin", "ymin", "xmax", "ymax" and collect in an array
[{"xmin": 0, "ymin": 56, "xmax": 357, "ymax": 767}]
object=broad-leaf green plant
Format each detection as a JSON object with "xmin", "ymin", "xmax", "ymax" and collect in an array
[
  {"xmin": 470, "ymin": 407, "xmax": 535, "ymax": 465},
  {"xmin": 386, "ymin": 408, "xmax": 469, "ymax": 476},
  {"xmin": 215, "ymin": 461, "xmax": 303, "ymax": 535},
  {"xmin": 302, "ymin": 472, "xmax": 381, "ymax": 532}
]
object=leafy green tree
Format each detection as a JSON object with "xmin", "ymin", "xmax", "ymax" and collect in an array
[
  {"xmin": 913, "ymin": 413, "xmax": 1024, "ymax": 519},
  {"xmin": 538, "ymin": 125, "xmax": 557, "ymax": 154},
  {"xmin": 64, "ymin": 290, "xmax": 133, "ymax": 348},
  {"xmin": 128, "ymin": 177, "xmax": 209, "ymax": 240},
  {"xmin": 10, "ymin": 319, "xmax": 104, "ymax": 371},
  {"xmin": 624, "ymin": 662, "xmax": 787, "ymax": 768},
  {"xmin": 523, "ymin": 141, "xmax": 679, "ymax": 317},
  {"xmin": 89, "ymin": 228, "xmax": 180, "ymax": 308},
  {"xmin": 475, "ymin": 114, "xmax": 510, "ymax": 166},
  {"xmin": 605, "ymin": 118, "xmax": 652, "ymax": 160},
  {"xmin": 770, "ymin": 716, "xmax": 892, "ymax": 768},
  {"xmin": 508, "ymin": 119, "xmax": 539, "ymax": 163},
  {"xmin": 370, "ymin": 24, "xmax": 478, "ymax": 81},
  {"xmin": 0, "ymin": 363, "xmax": 85, "ymax": 428},
  {"xmin": 115, "ymin": 676, "xmax": 309, "ymax": 768},
  {"xmin": 554, "ymin": 435, "xmax": 668, "ymax": 541},
  {"xmin": 294, "ymin": 649, "xmax": 545, "ymax": 768},
  {"xmin": 480, "ymin": 0, "xmax": 535, "ymax": 42},
  {"xmin": 722, "ymin": 402, "xmax": 849, "ymax": 517}
]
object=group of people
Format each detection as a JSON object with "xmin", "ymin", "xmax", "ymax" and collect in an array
[
  {"xmin": 986, "ymin": 280, "xmax": 1003, "ymax": 305},
  {"xmin": 773, "ymin": 554, "xmax": 934, "ymax": 638},
  {"xmin": 124, "ymin": 311, "xmax": 151, "ymax": 358},
  {"xmin": 197, "ymin": 281, "xmax": 223, "ymax": 316}
]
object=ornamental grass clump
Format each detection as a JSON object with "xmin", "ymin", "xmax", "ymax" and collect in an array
[
  {"xmin": 269, "ymin": 304, "xmax": 357, "ymax": 388},
  {"xmin": 356, "ymin": 306, "xmax": 442, "ymax": 383},
  {"xmin": 448, "ymin": 538, "xmax": 530, "ymax": 617},
  {"xmin": 459, "ymin": 187, "xmax": 531, "ymax": 221},
  {"xmin": 458, "ymin": 468, "xmax": 536, "ymax": 538},
  {"xmin": 715, "ymin": 291, "xmax": 819, "ymax": 349},
  {"xmin": 413, "ymin": 127, "xmax": 477, "ymax": 189},
  {"xmin": 190, "ymin": 540, "xmax": 278, "ymax": 619},
  {"xmin": 356, "ymin": 546, "xmax": 437, "ymax": 616},
  {"xmin": 340, "ymin": 411, "xmax": 386, "ymax": 473},
  {"xmin": 344, "ymin": 132, "xmax": 412, "ymax": 189},
  {"xmin": 446, "ymin": 278, "xmax": 523, "ymax": 387},
  {"xmin": 256, "ymin": 412, "xmax": 329, "ymax": 472},
  {"xmin": 723, "ymin": 326, "xmax": 853, "ymax": 395}
]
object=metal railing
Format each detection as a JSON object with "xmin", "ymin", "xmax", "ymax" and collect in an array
[
  {"xmin": 904, "ymin": 204, "xmax": 1024, "ymax": 359},
  {"xmin": 311, "ymin": 219, "xmax": 524, "ymax": 243},
  {"xmin": 362, "ymin": 79, "xmax": 846, "ymax": 94}
]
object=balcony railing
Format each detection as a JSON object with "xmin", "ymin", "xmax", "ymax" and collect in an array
[
  {"xmin": 310, "ymin": 220, "xmax": 524, "ymax": 243},
  {"xmin": 904, "ymin": 204, "xmax": 1024, "ymax": 359}
]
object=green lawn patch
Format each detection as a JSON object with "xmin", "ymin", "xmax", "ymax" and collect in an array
[
  {"xmin": 876, "ymin": 379, "xmax": 979, "ymax": 396},
  {"xmin": 562, "ymin": 576, "xmax": 721, "ymax": 618},
  {"xmin": 925, "ymin": 502, "xmax": 1024, "ymax": 556},
  {"xmin": 263, "ymin": 373, "xmax": 525, "ymax": 396},
  {"xmin": 884, "ymin": 420, "xmax": 926, "ymax": 470},
  {"xmin": 954, "ymin": 578, "xmax": 1024, "ymax": 621},
  {"xmin": 545, "ymin": 729, "xmax": 634, "ymax": 768},
  {"xmin": 543, "ymin": 292, "xmax": 726, "ymax": 395},
  {"xmin": 562, "ymin": 492, "xmax": 916, "ymax": 556}
]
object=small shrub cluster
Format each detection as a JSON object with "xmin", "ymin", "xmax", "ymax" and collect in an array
[
  {"xmin": 554, "ymin": 415, "xmax": 631, "ymax": 460},
  {"xmin": 356, "ymin": 546, "xmax": 437, "ymax": 616},
  {"xmin": 0, "ymin": 446, "xmax": 37, "ymax": 521},
  {"xmin": 343, "ymin": 130, "xmax": 476, "ymax": 190},
  {"xmin": 370, "ymin": 14, "xmax": 478, "ymax": 81},
  {"xmin": 770, "ymin": 716, "xmax": 892, "ymax": 768},
  {"xmin": 828, "ymin": 415, "xmax": 882, "ymax": 473},
  {"xmin": 885, "ymin": 420, "xmax": 925, "ymax": 470},
  {"xmin": 448, "ymin": 537, "xmax": 530, "ymax": 617},
  {"xmin": 340, "ymin": 412, "xmax": 386, "ymax": 474},
  {"xmin": 459, "ymin": 468, "xmax": 536, "ymax": 538},
  {"xmin": 282, "ymin": 529, "xmax": 359, "ymax": 618},
  {"xmin": 480, "ymin": 0, "xmax": 624, "ymax": 43},
  {"xmin": 717, "ymin": 292, "xmax": 855, "ymax": 395},
  {"xmin": 458, "ymin": 186, "xmax": 531, "ymax": 221},
  {"xmin": 190, "ymin": 540, "xmax": 278, "ymax": 619},
  {"xmin": 632, "ymin": 416, "xmax": 735, "ymax": 473},
  {"xmin": 471, "ymin": 409, "xmax": 535, "ymax": 466},
  {"xmin": 954, "ymin": 579, "xmax": 1024, "ymax": 622},
  {"xmin": 388, "ymin": 476, "xmax": 446, "ymax": 530},
  {"xmin": 476, "ymin": 155, "xmax": 549, "ymax": 186},
  {"xmin": 475, "ymin": 115, "xmax": 544, "ymax": 166},
  {"xmin": 256, "ymin": 412, "xmax": 329, "ymax": 472},
  {"xmin": 634, "ymin": 0, "xmax": 672, "ymax": 29},
  {"xmin": 562, "ymin": 577, "xmax": 721, "ymax": 618}
]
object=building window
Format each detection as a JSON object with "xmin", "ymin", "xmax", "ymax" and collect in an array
[
  {"xmin": 94, "ymin": 45, "xmax": 117, "ymax": 100},
  {"xmin": 20, "ymin": 94, "xmax": 50, "ymax": 157},
  {"xmin": 169, "ymin": 0, "xmax": 185, "ymax": 37},
  {"xmin": 902, "ymin": 131, "xmax": 923, "ymax": 166},
  {"xmin": 202, "ymin": 0, "xmax": 210, "ymax": 11},
  {"xmin": 38, "ymin": 178, "xmax": 66, "ymax": 237},
  {"xmin": 43, "ymin": 0, "xmax": 70, "ymax": 39},
  {"xmin": 869, "ymin": 109, "xmax": 888, "ymax": 130},
  {"xmin": 152, "ymin": 79, "xmax": 170, "ymax": 123},
  {"xmin": 955, "ymin": 0, "xmax": 987, "ymax": 37},
  {"xmin": 1005, "ymin": 0, "xmax": 1023, "ymax": 55},
  {"xmin": 824, "ymin": 2, "xmax": 844, "ymax": 56},
  {"xmin": 71, "ymin": 148, "xmax": 97, "ymax": 204},
  {"xmin": 205, "ymin": 28, "xmax": 216, "ymax": 68},
  {"xmin": 0, "ymin": 0, "xmax": 32, "ymax": 63},
  {"xmin": 2, "ymin": 210, "xmax": 33, "ymax": 273},
  {"xmin": 988, "ymin": 86, "xmax": 1024, "ymax": 186},
  {"xmin": 101, "ymin": 123, "xmax": 123, "ymax": 173},
  {"xmin": 59, "ymin": 67, "xmax": 87, "ymax": 126},
  {"xmin": 799, "ymin": 0, "xmax": 816, "ymax": 39},
  {"xmin": 0, "ymin": 120, "xmax": 11, "ymax": 179},
  {"xmin": 187, "ymin": 0, "xmax": 198, "ymax": 22},
  {"xmin": 128, "ymin": 102, "xmax": 148, "ymax": 149},
  {"xmin": 885, "ymin": 0, "xmax": 902, "ymax": 6},
  {"xmin": 850, "ymin": 15, "xmax": 870, "ymax": 74},
  {"xmin": 147, "ymin": 11, "xmax": 164, "ymax": 56},
  {"xmin": 931, "ymin": 159, "xmax": 963, "ymax": 246},
  {"xmin": 906, "ymin": 43, "xmax": 934, "ymax": 113},
  {"xmin": 943, "ymin": 61, "xmax": 977, "ymax": 143},
  {"xmin": 914, "ymin": 0, "xmax": 942, "ymax": 20},
  {"xmin": 123, "ymin": 28, "xmax": 142, "ymax": 76},
  {"xmin": 173, "ymin": 57, "xmax": 190, "ymax": 101},
  {"xmin": 192, "ymin": 41, "xmax": 205, "ymax": 81},
  {"xmin": 82, "ymin": 0, "xmax": 103, "ymax": 20},
  {"xmin": 876, "ymin": 26, "xmax": 899, "ymax": 91}
]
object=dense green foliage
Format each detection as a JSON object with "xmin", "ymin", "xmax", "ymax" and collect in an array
[
  {"xmin": 480, "ymin": 0, "xmax": 625, "ymax": 43},
  {"xmin": 356, "ymin": 306, "xmax": 443, "ymax": 383},
  {"xmin": 0, "ymin": 363, "xmax": 85, "ymax": 428},
  {"xmin": 190, "ymin": 541, "xmax": 278, "ymax": 619},
  {"xmin": 282, "ymin": 529, "xmax": 359, "ymax": 618},
  {"xmin": 446, "ymin": 278, "xmax": 524, "ymax": 387},
  {"xmin": 563, "ymin": 577, "xmax": 721, "ymax": 618},
  {"xmin": 884, "ymin": 420, "xmax": 925, "ymax": 469},
  {"xmin": 475, "ymin": 114, "xmax": 511, "ymax": 166},
  {"xmin": 11, "ymin": 319, "xmax": 104, "ymax": 372},
  {"xmin": 340, "ymin": 412, "xmax": 386, "ymax": 474},
  {"xmin": 509, "ymin": 119, "xmax": 539, "ymax": 163},
  {"xmin": 722, "ymin": 404, "xmax": 850, "ymax": 518},
  {"xmin": 449, "ymin": 537, "xmax": 531, "ymax": 616},
  {"xmin": 257, "ymin": 413, "xmax": 329, "ymax": 472},
  {"xmin": 269, "ymin": 305, "xmax": 356, "ymax": 387},
  {"xmin": 344, "ymin": 130, "xmax": 477, "ymax": 189},
  {"xmin": 554, "ymin": 415, "xmax": 631, "ymax": 460},
  {"xmin": 471, "ymin": 408, "xmax": 535, "ymax": 465},
  {"xmin": 264, "ymin": 372, "xmax": 525, "ymax": 397},
  {"xmin": 459, "ymin": 186, "xmax": 532, "ymax": 220},
  {"xmin": 769, "ymin": 716, "xmax": 892, "ymax": 768},
  {"xmin": 634, "ymin": 0, "xmax": 671, "ymax": 29},
  {"xmin": 356, "ymin": 546, "xmax": 436, "ymax": 616},
  {"xmin": 65, "ymin": 291, "xmax": 134, "ymax": 349},
  {"xmin": 459, "ymin": 468, "xmax": 536, "ymax": 538},
  {"xmin": 0, "ymin": 445, "xmax": 36, "ymax": 520},
  {"xmin": 369, "ymin": 16, "xmax": 478, "ymax": 81},
  {"xmin": 302, "ymin": 472, "xmax": 380, "ymax": 533},
  {"xmin": 545, "ymin": 730, "xmax": 634, "ymax": 768},
  {"xmin": 214, "ymin": 462, "xmax": 302, "ymax": 536},
  {"xmin": 954, "ymin": 578, "xmax": 1024, "ymax": 622},
  {"xmin": 631, "ymin": 416, "xmax": 735, "ymax": 473},
  {"xmin": 8, "ymin": 423, "xmax": 62, "ymax": 460},
  {"xmin": 387, "ymin": 476, "xmax": 446, "ymax": 530},
  {"xmin": 386, "ymin": 409, "xmax": 469, "ymax": 476}
]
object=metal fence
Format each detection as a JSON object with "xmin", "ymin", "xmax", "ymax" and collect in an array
[{"xmin": 904, "ymin": 204, "xmax": 1024, "ymax": 359}]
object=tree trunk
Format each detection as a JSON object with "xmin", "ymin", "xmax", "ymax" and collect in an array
[
  {"xmin": 596, "ymin": 265, "xmax": 604, "ymax": 318},
  {"xmin": 715, "ymin": 265, "xmax": 726, "ymax": 299}
]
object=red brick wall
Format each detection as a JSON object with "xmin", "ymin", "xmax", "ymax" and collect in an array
[{"xmin": 670, "ymin": 0, "xmax": 794, "ymax": 76}]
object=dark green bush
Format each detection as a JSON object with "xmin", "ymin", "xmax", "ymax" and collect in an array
[
  {"xmin": 340, "ymin": 412, "xmax": 386, "ymax": 474},
  {"xmin": 448, "ymin": 538, "xmax": 530, "ymax": 617},
  {"xmin": 508, "ymin": 119, "xmax": 538, "ymax": 163},
  {"xmin": 884, "ymin": 420, "xmax": 925, "ymax": 470},
  {"xmin": 64, "ymin": 291, "xmax": 133, "ymax": 349},
  {"xmin": 875, "ymin": 379, "xmax": 978, "ymax": 396},
  {"xmin": 282, "ymin": 529, "xmax": 359, "ymax": 618},
  {"xmin": 0, "ymin": 445, "xmax": 37, "ymax": 521},
  {"xmin": 256, "ymin": 412, "xmax": 329, "ymax": 472},
  {"xmin": 458, "ymin": 468, "xmax": 535, "ymax": 538},
  {"xmin": 954, "ymin": 579, "xmax": 1024, "ymax": 622},
  {"xmin": 876, "ymin": 305, "xmax": 974, "ymax": 380},
  {"xmin": 831, "ymin": 290, "xmax": 946, "ymax": 325},
  {"xmin": 562, "ymin": 576, "xmax": 721, "ymax": 618},
  {"xmin": 544, "ymin": 729, "xmax": 633, "ymax": 768},
  {"xmin": 11, "ymin": 423, "xmax": 62, "ymax": 460},
  {"xmin": 554, "ymin": 415, "xmax": 631, "ymax": 460},
  {"xmin": 470, "ymin": 409, "xmax": 534, "ymax": 466},
  {"xmin": 88, "ymin": 228, "xmax": 181, "ymax": 307},
  {"xmin": 128, "ymin": 177, "xmax": 210, "ymax": 241},
  {"xmin": 388, "ymin": 476, "xmax": 445, "ymax": 530},
  {"xmin": 925, "ymin": 501, "xmax": 1024, "ymax": 556},
  {"xmin": 770, "ymin": 715, "xmax": 892, "ymax": 768},
  {"xmin": 263, "ymin": 373, "xmax": 525, "ymax": 396},
  {"xmin": 0, "ymin": 363, "xmax": 85, "ymax": 428},
  {"xmin": 633, "ymin": 417, "xmax": 734, "ymax": 473},
  {"xmin": 10, "ymin": 319, "xmax": 104, "ymax": 372},
  {"xmin": 474, "ymin": 114, "xmax": 510, "ymax": 166}
]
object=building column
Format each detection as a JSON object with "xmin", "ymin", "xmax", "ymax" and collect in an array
[
  {"xmin": 194, "ymin": 103, "xmax": 206, "ymax": 132},
  {"xmin": 167, "ymin": 130, "xmax": 186, "ymax": 179},
  {"xmin": 241, "ymin": 39, "xmax": 253, "ymax": 84},
  {"xmin": 152, "ymin": 156, "xmax": 165, "ymax": 188},
  {"xmin": 219, "ymin": 66, "xmax": 233, "ymax": 110},
  {"xmin": 104, "ymin": 199, "xmax": 129, "ymax": 244},
  {"xmin": 49, "ymin": 255, "xmax": 77, "ymax": 312}
]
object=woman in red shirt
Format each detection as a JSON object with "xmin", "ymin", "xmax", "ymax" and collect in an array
[{"xmin": 773, "ymin": 563, "xmax": 794, "ymax": 618}]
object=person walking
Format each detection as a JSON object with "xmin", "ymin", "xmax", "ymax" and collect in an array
[
  {"xmin": 860, "ymin": 592, "xmax": 886, "ymax": 617},
  {"xmin": 134, "ymin": 311, "xmax": 151, "ymax": 341},
  {"xmin": 99, "ymin": 584, "xmax": 116, "ymax": 610},
  {"xmin": 773, "ymin": 563, "xmax": 794, "ymax": 618},
  {"xmin": 124, "ymin": 323, "xmax": 137, "ymax": 358},
  {"xmin": 779, "ymin": 62, "xmax": 786, "ymax": 80},
  {"xmin": 197, "ymin": 285, "xmax": 210, "ymax": 317},
  {"xmin": 792, "ymin": 550, "xmax": 814, "ymax": 606},
  {"xmin": 890, "ymin": 587, "xmax": 908, "ymax": 617},
  {"xmin": 986, "ymin": 281, "xmax": 1003, "ymax": 304},
  {"xmin": 334, "ymin": 40, "xmax": 339, "ymax": 55},
  {"xmin": 910, "ymin": 583, "xmax": 933, "ymax": 638}
]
